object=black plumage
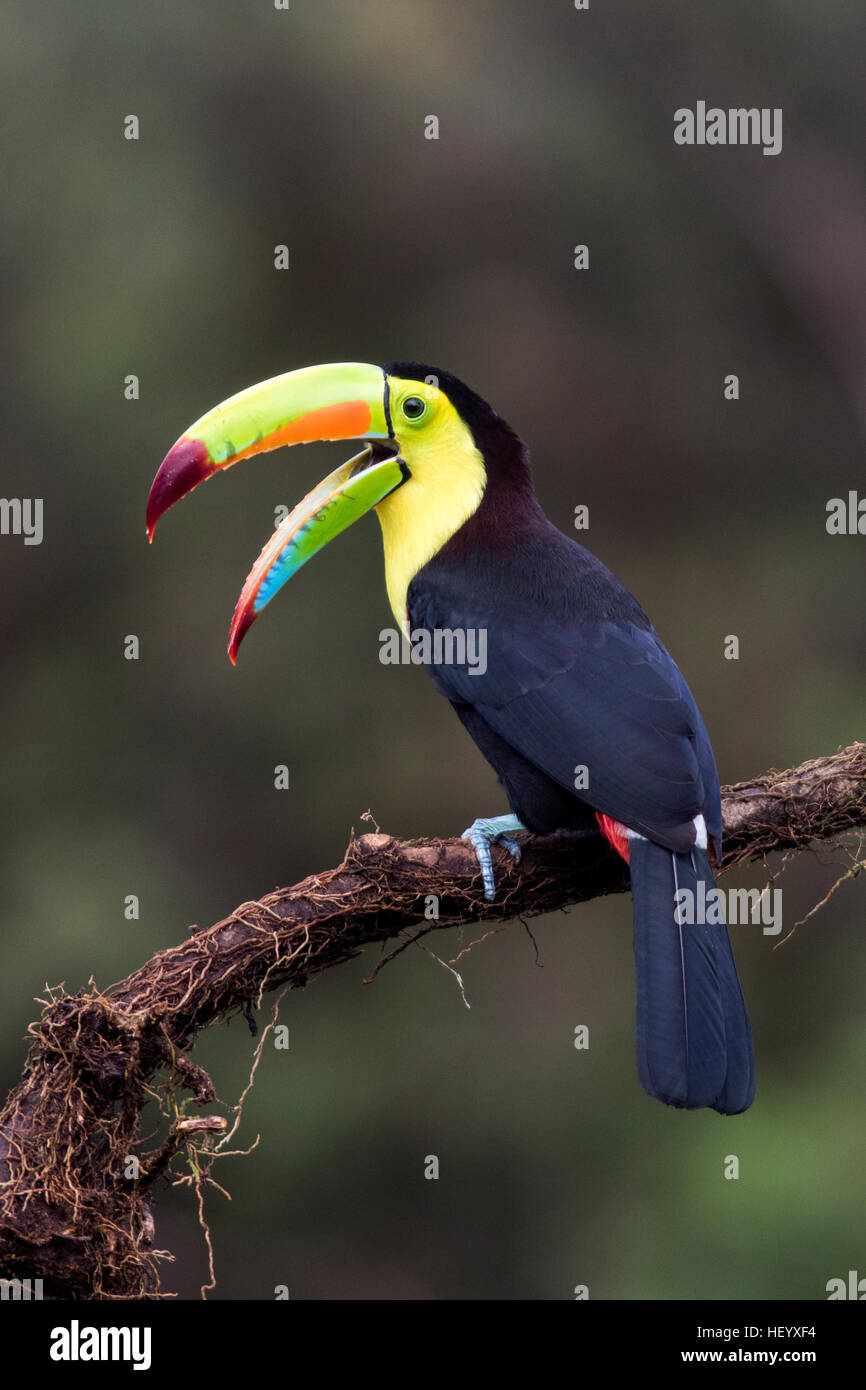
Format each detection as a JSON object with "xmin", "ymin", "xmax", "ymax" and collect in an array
[{"xmin": 390, "ymin": 363, "xmax": 755, "ymax": 1114}]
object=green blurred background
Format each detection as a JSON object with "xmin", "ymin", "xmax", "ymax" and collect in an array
[{"xmin": 2, "ymin": 0, "xmax": 864, "ymax": 1299}]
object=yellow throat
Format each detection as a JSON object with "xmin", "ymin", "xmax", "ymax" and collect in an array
[{"xmin": 375, "ymin": 380, "xmax": 487, "ymax": 631}]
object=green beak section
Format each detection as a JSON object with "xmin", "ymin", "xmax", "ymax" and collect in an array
[{"xmin": 228, "ymin": 446, "xmax": 406, "ymax": 663}]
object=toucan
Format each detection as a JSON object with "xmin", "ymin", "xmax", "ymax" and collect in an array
[{"xmin": 147, "ymin": 361, "xmax": 755, "ymax": 1114}]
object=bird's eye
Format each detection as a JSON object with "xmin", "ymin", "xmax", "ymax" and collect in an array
[{"xmin": 401, "ymin": 396, "xmax": 427, "ymax": 421}]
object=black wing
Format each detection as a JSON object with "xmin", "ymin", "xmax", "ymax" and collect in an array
[{"xmin": 407, "ymin": 528, "xmax": 722, "ymax": 854}]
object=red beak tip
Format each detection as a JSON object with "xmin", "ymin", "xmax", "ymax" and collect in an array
[
  {"xmin": 228, "ymin": 603, "xmax": 256, "ymax": 665},
  {"xmin": 146, "ymin": 437, "xmax": 213, "ymax": 537}
]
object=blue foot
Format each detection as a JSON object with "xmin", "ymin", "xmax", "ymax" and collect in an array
[{"xmin": 461, "ymin": 814, "xmax": 526, "ymax": 901}]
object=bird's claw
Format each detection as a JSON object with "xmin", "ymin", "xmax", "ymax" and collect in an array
[{"xmin": 461, "ymin": 815, "xmax": 526, "ymax": 901}]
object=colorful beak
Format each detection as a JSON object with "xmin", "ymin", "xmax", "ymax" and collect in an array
[{"xmin": 146, "ymin": 361, "xmax": 406, "ymax": 660}]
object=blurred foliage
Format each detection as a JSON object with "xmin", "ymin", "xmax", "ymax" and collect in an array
[{"xmin": 1, "ymin": 0, "xmax": 864, "ymax": 1298}]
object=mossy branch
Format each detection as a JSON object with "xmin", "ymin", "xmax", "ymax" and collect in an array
[{"xmin": 0, "ymin": 742, "xmax": 863, "ymax": 1298}]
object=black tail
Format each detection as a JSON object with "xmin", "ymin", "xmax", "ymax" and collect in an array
[{"xmin": 629, "ymin": 838, "xmax": 754, "ymax": 1114}]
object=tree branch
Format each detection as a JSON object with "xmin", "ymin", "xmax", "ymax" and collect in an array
[{"xmin": 0, "ymin": 742, "xmax": 863, "ymax": 1298}]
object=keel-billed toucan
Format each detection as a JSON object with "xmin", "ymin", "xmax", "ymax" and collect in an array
[{"xmin": 147, "ymin": 361, "xmax": 755, "ymax": 1115}]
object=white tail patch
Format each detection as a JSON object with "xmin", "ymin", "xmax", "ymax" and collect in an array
[{"xmin": 616, "ymin": 815, "xmax": 707, "ymax": 848}]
